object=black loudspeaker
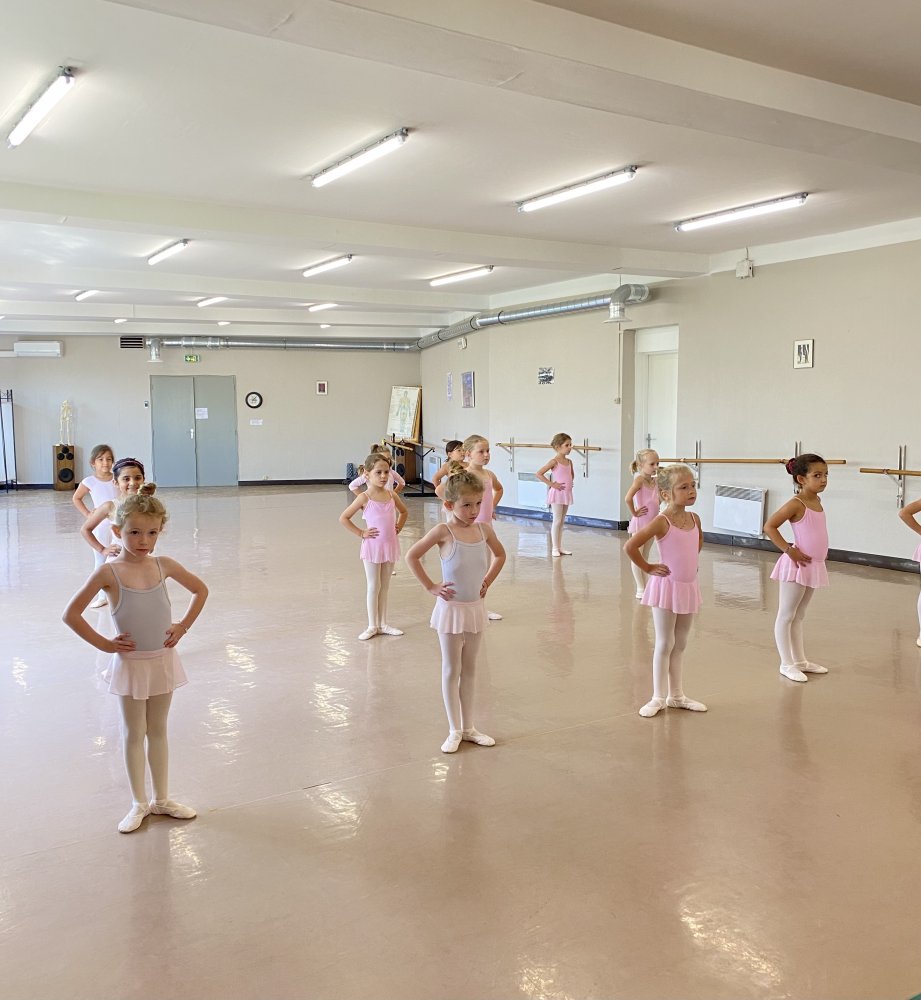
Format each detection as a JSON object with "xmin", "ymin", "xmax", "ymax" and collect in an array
[
  {"xmin": 53, "ymin": 444, "xmax": 76, "ymax": 491},
  {"xmin": 391, "ymin": 443, "xmax": 417, "ymax": 483}
]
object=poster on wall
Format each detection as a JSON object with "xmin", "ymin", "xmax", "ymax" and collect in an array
[
  {"xmin": 461, "ymin": 371, "xmax": 475, "ymax": 408},
  {"xmin": 793, "ymin": 339, "xmax": 814, "ymax": 369},
  {"xmin": 538, "ymin": 367, "xmax": 554, "ymax": 385},
  {"xmin": 446, "ymin": 372, "xmax": 453, "ymax": 401},
  {"xmin": 386, "ymin": 385, "xmax": 422, "ymax": 440}
]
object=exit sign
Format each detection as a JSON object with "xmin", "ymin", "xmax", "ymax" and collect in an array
[{"xmin": 184, "ymin": 354, "xmax": 201, "ymax": 363}]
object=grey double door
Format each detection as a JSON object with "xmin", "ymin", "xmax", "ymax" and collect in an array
[{"xmin": 150, "ymin": 375, "xmax": 238, "ymax": 487}]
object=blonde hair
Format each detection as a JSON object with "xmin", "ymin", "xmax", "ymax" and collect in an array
[
  {"xmin": 550, "ymin": 433, "xmax": 571, "ymax": 450},
  {"xmin": 657, "ymin": 463, "xmax": 694, "ymax": 497},
  {"xmin": 112, "ymin": 492, "xmax": 169, "ymax": 529},
  {"xmin": 443, "ymin": 468, "xmax": 484, "ymax": 503},
  {"xmin": 631, "ymin": 448, "xmax": 658, "ymax": 474},
  {"xmin": 462, "ymin": 434, "xmax": 488, "ymax": 455}
]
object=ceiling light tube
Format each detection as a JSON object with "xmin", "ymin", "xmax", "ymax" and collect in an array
[
  {"xmin": 518, "ymin": 166, "xmax": 637, "ymax": 213},
  {"xmin": 7, "ymin": 67, "xmax": 75, "ymax": 148},
  {"xmin": 302, "ymin": 254, "xmax": 353, "ymax": 278},
  {"xmin": 675, "ymin": 193, "xmax": 809, "ymax": 232},
  {"xmin": 217, "ymin": 321, "xmax": 230, "ymax": 326},
  {"xmin": 311, "ymin": 129, "xmax": 409, "ymax": 188},
  {"xmin": 197, "ymin": 296, "xmax": 227, "ymax": 307},
  {"xmin": 320, "ymin": 324, "xmax": 331, "ymax": 329},
  {"xmin": 74, "ymin": 289, "xmax": 98, "ymax": 301},
  {"xmin": 114, "ymin": 318, "xmax": 128, "ymax": 324},
  {"xmin": 147, "ymin": 239, "xmax": 189, "ymax": 265},
  {"xmin": 308, "ymin": 302, "xmax": 337, "ymax": 312},
  {"xmin": 429, "ymin": 265, "xmax": 494, "ymax": 287}
]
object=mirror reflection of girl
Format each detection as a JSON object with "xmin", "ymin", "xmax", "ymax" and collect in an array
[{"xmin": 63, "ymin": 494, "xmax": 208, "ymax": 833}]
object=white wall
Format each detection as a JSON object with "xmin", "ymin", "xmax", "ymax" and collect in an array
[
  {"xmin": 420, "ymin": 240, "xmax": 921, "ymax": 559},
  {"xmin": 1, "ymin": 338, "xmax": 421, "ymax": 484}
]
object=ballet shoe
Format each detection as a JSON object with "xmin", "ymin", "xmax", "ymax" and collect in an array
[
  {"xmin": 666, "ymin": 695, "xmax": 708, "ymax": 712},
  {"xmin": 916, "ymin": 635, "xmax": 921, "ymax": 648},
  {"xmin": 552, "ymin": 550, "xmax": 562, "ymax": 558},
  {"xmin": 487, "ymin": 611, "xmax": 503, "ymax": 621},
  {"xmin": 639, "ymin": 697, "xmax": 666, "ymax": 718},
  {"xmin": 150, "ymin": 799, "xmax": 197, "ymax": 820},
  {"xmin": 441, "ymin": 732, "xmax": 463, "ymax": 753},
  {"xmin": 797, "ymin": 661, "xmax": 828, "ymax": 674},
  {"xmin": 358, "ymin": 627, "xmax": 379, "ymax": 641},
  {"xmin": 378, "ymin": 625, "xmax": 404, "ymax": 636},
  {"xmin": 559, "ymin": 549, "xmax": 572, "ymax": 556},
  {"xmin": 462, "ymin": 728, "xmax": 495, "ymax": 746},
  {"xmin": 635, "ymin": 590, "xmax": 645, "ymax": 600},
  {"xmin": 780, "ymin": 663, "xmax": 808, "ymax": 683},
  {"xmin": 118, "ymin": 802, "xmax": 150, "ymax": 834}
]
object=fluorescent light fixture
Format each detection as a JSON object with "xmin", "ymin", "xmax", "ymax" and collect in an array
[
  {"xmin": 308, "ymin": 302, "xmax": 337, "ymax": 312},
  {"xmin": 675, "ymin": 193, "xmax": 809, "ymax": 232},
  {"xmin": 7, "ymin": 67, "xmax": 75, "ymax": 148},
  {"xmin": 320, "ymin": 324, "xmax": 331, "ymax": 329},
  {"xmin": 518, "ymin": 166, "xmax": 637, "ymax": 213},
  {"xmin": 74, "ymin": 290, "xmax": 98, "ymax": 301},
  {"xmin": 429, "ymin": 265, "xmax": 494, "ymax": 287},
  {"xmin": 311, "ymin": 128, "xmax": 409, "ymax": 188},
  {"xmin": 147, "ymin": 239, "xmax": 189, "ymax": 265},
  {"xmin": 217, "ymin": 321, "xmax": 230, "ymax": 326},
  {"xmin": 197, "ymin": 296, "xmax": 227, "ymax": 307},
  {"xmin": 301, "ymin": 254, "xmax": 353, "ymax": 278},
  {"xmin": 114, "ymin": 318, "xmax": 128, "ymax": 324}
]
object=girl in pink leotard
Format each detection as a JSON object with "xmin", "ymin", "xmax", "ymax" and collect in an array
[
  {"xmin": 624, "ymin": 449, "xmax": 661, "ymax": 598},
  {"xmin": 536, "ymin": 433, "xmax": 576, "ymax": 558},
  {"xmin": 764, "ymin": 453, "xmax": 831, "ymax": 683},
  {"xmin": 340, "ymin": 452, "xmax": 409, "ymax": 640},
  {"xmin": 625, "ymin": 464, "xmax": 708, "ymax": 718},
  {"xmin": 898, "ymin": 498, "xmax": 921, "ymax": 648}
]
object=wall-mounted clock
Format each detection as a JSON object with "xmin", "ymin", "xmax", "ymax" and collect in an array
[{"xmin": 245, "ymin": 391, "xmax": 263, "ymax": 409}]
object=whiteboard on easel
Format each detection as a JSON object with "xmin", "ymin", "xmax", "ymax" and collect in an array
[{"xmin": 386, "ymin": 386, "xmax": 421, "ymax": 440}]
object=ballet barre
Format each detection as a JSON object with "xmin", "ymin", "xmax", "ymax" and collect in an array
[
  {"xmin": 496, "ymin": 437, "xmax": 603, "ymax": 477},
  {"xmin": 859, "ymin": 445, "xmax": 919, "ymax": 507},
  {"xmin": 659, "ymin": 441, "xmax": 845, "ymax": 487}
]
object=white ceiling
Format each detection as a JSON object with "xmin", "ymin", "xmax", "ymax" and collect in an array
[{"xmin": 2, "ymin": 0, "xmax": 921, "ymax": 340}]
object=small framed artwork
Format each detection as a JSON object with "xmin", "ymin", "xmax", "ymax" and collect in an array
[
  {"xmin": 461, "ymin": 371, "xmax": 475, "ymax": 408},
  {"xmin": 793, "ymin": 340, "xmax": 814, "ymax": 369},
  {"xmin": 446, "ymin": 371, "xmax": 453, "ymax": 402},
  {"xmin": 316, "ymin": 380, "xmax": 328, "ymax": 395},
  {"xmin": 538, "ymin": 367, "xmax": 555, "ymax": 385}
]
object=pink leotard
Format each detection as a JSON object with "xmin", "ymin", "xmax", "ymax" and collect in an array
[
  {"xmin": 770, "ymin": 501, "xmax": 829, "ymax": 588},
  {"xmin": 359, "ymin": 496, "xmax": 401, "ymax": 564},
  {"xmin": 641, "ymin": 517, "xmax": 702, "ymax": 614},
  {"xmin": 474, "ymin": 475, "xmax": 494, "ymax": 524},
  {"xmin": 549, "ymin": 460, "xmax": 574, "ymax": 506},
  {"xmin": 628, "ymin": 480, "xmax": 660, "ymax": 534},
  {"xmin": 349, "ymin": 470, "xmax": 405, "ymax": 491}
]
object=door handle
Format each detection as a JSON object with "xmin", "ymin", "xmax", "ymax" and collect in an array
[{"xmin": 189, "ymin": 427, "xmax": 195, "ymax": 440}]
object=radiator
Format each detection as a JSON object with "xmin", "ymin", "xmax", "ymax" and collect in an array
[
  {"xmin": 517, "ymin": 472, "xmax": 549, "ymax": 510},
  {"xmin": 712, "ymin": 485, "xmax": 767, "ymax": 537},
  {"xmin": 424, "ymin": 452, "xmax": 441, "ymax": 483}
]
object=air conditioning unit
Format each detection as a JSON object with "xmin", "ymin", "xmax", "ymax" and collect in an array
[{"xmin": 13, "ymin": 341, "xmax": 63, "ymax": 358}]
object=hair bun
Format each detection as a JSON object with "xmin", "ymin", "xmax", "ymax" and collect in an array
[{"xmin": 784, "ymin": 458, "xmax": 796, "ymax": 475}]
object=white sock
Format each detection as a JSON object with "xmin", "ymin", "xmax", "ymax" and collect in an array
[
  {"xmin": 798, "ymin": 661, "xmax": 828, "ymax": 674},
  {"xmin": 780, "ymin": 663, "xmax": 808, "ymax": 682},
  {"xmin": 378, "ymin": 625, "xmax": 404, "ymax": 636},
  {"xmin": 358, "ymin": 627, "xmax": 378, "ymax": 640},
  {"xmin": 462, "ymin": 728, "xmax": 495, "ymax": 746},
  {"xmin": 118, "ymin": 802, "xmax": 150, "ymax": 833},
  {"xmin": 441, "ymin": 731, "xmax": 463, "ymax": 753},
  {"xmin": 150, "ymin": 799, "xmax": 197, "ymax": 819},
  {"xmin": 639, "ymin": 697, "xmax": 666, "ymax": 718},
  {"xmin": 666, "ymin": 695, "xmax": 708, "ymax": 711}
]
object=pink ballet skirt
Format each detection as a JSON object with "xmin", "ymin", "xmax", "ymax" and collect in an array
[
  {"xmin": 430, "ymin": 597, "xmax": 487, "ymax": 635},
  {"xmin": 914, "ymin": 541, "xmax": 921, "ymax": 563},
  {"xmin": 628, "ymin": 482, "xmax": 660, "ymax": 534},
  {"xmin": 770, "ymin": 504, "xmax": 829, "ymax": 589},
  {"xmin": 641, "ymin": 519, "xmax": 702, "ymax": 614},
  {"xmin": 103, "ymin": 648, "xmax": 189, "ymax": 700},
  {"xmin": 359, "ymin": 497, "xmax": 401, "ymax": 564}
]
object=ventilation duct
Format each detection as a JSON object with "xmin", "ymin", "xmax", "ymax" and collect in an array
[
  {"xmin": 416, "ymin": 284, "xmax": 650, "ymax": 350},
  {"xmin": 152, "ymin": 335, "xmax": 418, "ymax": 353}
]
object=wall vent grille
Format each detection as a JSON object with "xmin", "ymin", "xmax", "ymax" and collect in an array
[{"xmin": 119, "ymin": 336, "xmax": 144, "ymax": 349}]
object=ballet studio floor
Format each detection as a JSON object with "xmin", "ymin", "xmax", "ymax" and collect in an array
[{"xmin": 2, "ymin": 485, "xmax": 920, "ymax": 1000}]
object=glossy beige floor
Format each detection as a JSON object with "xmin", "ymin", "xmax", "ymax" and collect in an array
[{"xmin": 2, "ymin": 486, "xmax": 921, "ymax": 1000}]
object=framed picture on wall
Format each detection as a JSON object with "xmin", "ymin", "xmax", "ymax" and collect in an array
[
  {"xmin": 316, "ymin": 381, "xmax": 328, "ymax": 395},
  {"xmin": 793, "ymin": 339, "xmax": 814, "ymax": 369},
  {"xmin": 461, "ymin": 371, "xmax": 475, "ymax": 408}
]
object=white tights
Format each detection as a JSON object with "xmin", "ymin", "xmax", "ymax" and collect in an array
[
  {"xmin": 916, "ymin": 584, "xmax": 921, "ymax": 636},
  {"xmin": 363, "ymin": 561, "xmax": 394, "ymax": 629},
  {"xmin": 119, "ymin": 693, "xmax": 173, "ymax": 805},
  {"xmin": 650, "ymin": 608, "xmax": 693, "ymax": 701},
  {"xmin": 773, "ymin": 581, "xmax": 815, "ymax": 666},
  {"xmin": 629, "ymin": 537, "xmax": 653, "ymax": 593},
  {"xmin": 437, "ymin": 631, "xmax": 483, "ymax": 732},
  {"xmin": 550, "ymin": 503, "xmax": 569, "ymax": 553}
]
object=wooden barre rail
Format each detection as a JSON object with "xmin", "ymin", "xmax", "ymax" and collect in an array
[
  {"xmin": 661, "ymin": 457, "xmax": 847, "ymax": 465},
  {"xmin": 859, "ymin": 467, "xmax": 921, "ymax": 477},
  {"xmin": 496, "ymin": 441, "xmax": 603, "ymax": 452}
]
